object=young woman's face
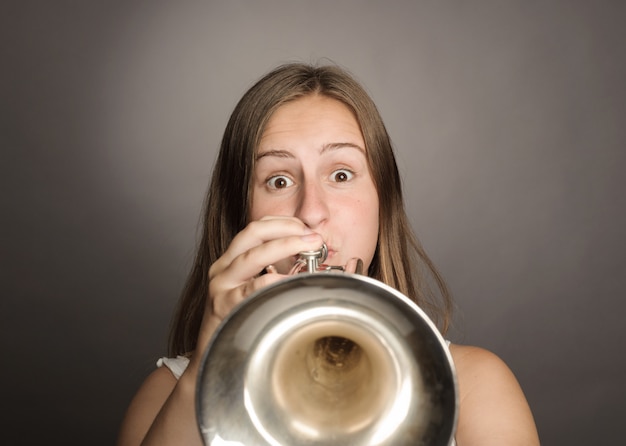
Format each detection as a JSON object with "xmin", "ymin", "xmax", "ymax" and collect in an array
[{"xmin": 250, "ymin": 94, "xmax": 380, "ymax": 273}]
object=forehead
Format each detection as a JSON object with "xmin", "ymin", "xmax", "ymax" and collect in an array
[{"xmin": 258, "ymin": 95, "xmax": 364, "ymax": 150}]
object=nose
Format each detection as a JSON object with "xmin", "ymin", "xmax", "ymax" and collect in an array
[{"xmin": 295, "ymin": 180, "xmax": 329, "ymax": 229}]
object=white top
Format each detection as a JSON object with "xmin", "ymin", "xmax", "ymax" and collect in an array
[{"xmin": 156, "ymin": 355, "xmax": 189, "ymax": 380}]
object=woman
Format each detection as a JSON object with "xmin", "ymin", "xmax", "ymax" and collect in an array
[{"xmin": 117, "ymin": 63, "xmax": 540, "ymax": 445}]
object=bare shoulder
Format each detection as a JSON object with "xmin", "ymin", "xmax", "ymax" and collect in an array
[
  {"xmin": 449, "ymin": 343, "xmax": 512, "ymax": 379},
  {"xmin": 448, "ymin": 343, "xmax": 540, "ymax": 446},
  {"xmin": 129, "ymin": 365, "xmax": 179, "ymax": 405},
  {"xmin": 116, "ymin": 366, "xmax": 179, "ymax": 446}
]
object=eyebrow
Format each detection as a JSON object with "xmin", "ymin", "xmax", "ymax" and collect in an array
[{"xmin": 255, "ymin": 142, "xmax": 365, "ymax": 161}]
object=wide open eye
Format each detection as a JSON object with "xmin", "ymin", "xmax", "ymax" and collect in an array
[
  {"xmin": 331, "ymin": 169, "xmax": 354, "ymax": 183},
  {"xmin": 267, "ymin": 175, "xmax": 294, "ymax": 190}
]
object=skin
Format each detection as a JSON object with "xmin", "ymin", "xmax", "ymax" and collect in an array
[
  {"xmin": 116, "ymin": 95, "xmax": 540, "ymax": 446},
  {"xmin": 249, "ymin": 95, "xmax": 380, "ymax": 273}
]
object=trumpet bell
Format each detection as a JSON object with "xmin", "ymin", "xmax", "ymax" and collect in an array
[{"xmin": 196, "ymin": 273, "xmax": 458, "ymax": 445}]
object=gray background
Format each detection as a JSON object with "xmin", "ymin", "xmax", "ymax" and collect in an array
[{"xmin": 2, "ymin": 1, "xmax": 624, "ymax": 444}]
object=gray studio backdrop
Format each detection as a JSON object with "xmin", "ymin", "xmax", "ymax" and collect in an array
[{"xmin": 2, "ymin": 1, "xmax": 625, "ymax": 444}]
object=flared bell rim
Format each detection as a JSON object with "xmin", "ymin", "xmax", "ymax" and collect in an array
[{"xmin": 196, "ymin": 273, "xmax": 458, "ymax": 446}]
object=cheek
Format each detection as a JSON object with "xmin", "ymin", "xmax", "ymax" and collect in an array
[
  {"xmin": 362, "ymin": 190, "xmax": 380, "ymax": 232},
  {"xmin": 366, "ymin": 205, "xmax": 380, "ymax": 252},
  {"xmin": 348, "ymin": 195, "xmax": 379, "ymax": 258},
  {"xmin": 248, "ymin": 201, "xmax": 263, "ymax": 222},
  {"xmin": 249, "ymin": 192, "xmax": 291, "ymax": 221},
  {"xmin": 249, "ymin": 188, "xmax": 270, "ymax": 221},
  {"xmin": 353, "ymin": 201, "xmax": 379, "ymax": 231}
]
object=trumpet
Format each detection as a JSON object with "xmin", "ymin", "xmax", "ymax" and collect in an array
[{"xmin": 196, "ymin": 244, "xmax": 458, "ymax": 445}]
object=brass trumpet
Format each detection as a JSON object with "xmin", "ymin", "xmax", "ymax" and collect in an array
[{"xmin": 196, "ymin": 245, "xmax": 458, "ymax": 445}]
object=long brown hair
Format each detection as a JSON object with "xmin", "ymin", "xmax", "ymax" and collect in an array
[{"xmin": 168, "ymin": 63, "xmax": 452, "ymax": 356}]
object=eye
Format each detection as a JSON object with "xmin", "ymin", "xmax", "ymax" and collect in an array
[
  {"xmin": 267, "ymin": 175, "xmax": 294, "ymax": 190},
  {"xmin": 331, "ymin": 169, "xmax": 354, "ymax": 183}
]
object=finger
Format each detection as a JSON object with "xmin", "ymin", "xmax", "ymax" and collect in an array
[
  {"xmin": 216, "ymin": 232, "xmax": 323, "ymax": 288},
  {"xmin": 211, "ymin": 272, "xmax": 289, "ymax": 319},
  {"xmin": 209, "ymin": 217, "xmax": 314, "ymax": 280}
]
